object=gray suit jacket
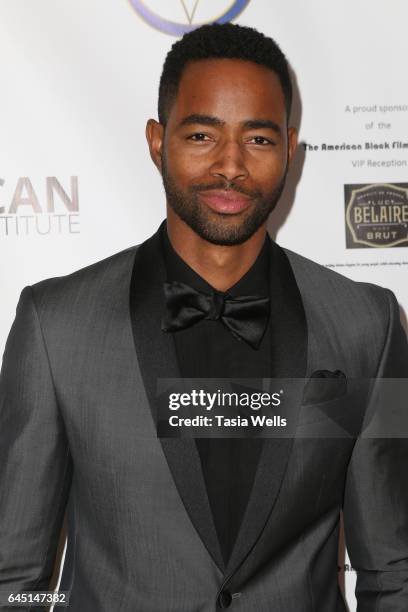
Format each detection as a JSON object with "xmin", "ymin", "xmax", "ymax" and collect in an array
[{"xmin": 1, "ymin": 223, "xmax": 408, "ymax": 611}]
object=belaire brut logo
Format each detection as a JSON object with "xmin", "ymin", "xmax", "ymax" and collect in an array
[
  {"xmin": 345, "ymin": 182, "xmax": 408, "ymax": 248},
  {"xmin": 128, "ymin": 0, "xmax": 251, "ymax": 36}
]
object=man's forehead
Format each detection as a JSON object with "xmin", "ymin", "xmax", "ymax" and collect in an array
[{"xmin": 170, "ymin": 58, "xmax": 286, "ymax": 122}]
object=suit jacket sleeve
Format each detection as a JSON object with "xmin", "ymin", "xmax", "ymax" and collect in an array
[
  {"xmin": 0, "ymin": 286, "xmax": 72, "ymax": 608},
  {"xmin": 343, "ymin": 289, "xmax": 408, "ymax": 611}
]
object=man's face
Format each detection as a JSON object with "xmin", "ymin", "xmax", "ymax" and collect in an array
[{"xmin": 148, "ymin": 58, "xmax": 297, "ymax": 246}]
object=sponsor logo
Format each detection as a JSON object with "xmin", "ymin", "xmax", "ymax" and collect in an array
[
  {"xmin": 0, "ymin": 176, "xmax": 80, "ymax": 236},
  {"xmin": 129, "ymin": 0, "xmax": 251, "ymax": 36},
  {"xmin": 345, "ymin": 182, "xmax": 408, "ymax": 248}
]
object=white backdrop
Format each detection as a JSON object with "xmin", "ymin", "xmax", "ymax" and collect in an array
[{"xmin": 1, "ymin": 1, "xmax": 408, "ymax": 609}]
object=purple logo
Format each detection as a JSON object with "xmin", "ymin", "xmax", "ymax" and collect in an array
[{"xmin": 129, "ymin": 1, "xmax": 251, "ymax": 36}]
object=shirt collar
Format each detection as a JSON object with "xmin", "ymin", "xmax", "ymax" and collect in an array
[{"xmin": 159, "ymin": 220, "xmax": 271, "ymax": 298}]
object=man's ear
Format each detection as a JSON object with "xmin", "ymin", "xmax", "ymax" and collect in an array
[
  {"xmin": 145, "ymin": 119, "xmax": 164, "ymax": 173},
  {"xmin": 287, "ymin": 126, "xmax": 298, "ymax": 164}
]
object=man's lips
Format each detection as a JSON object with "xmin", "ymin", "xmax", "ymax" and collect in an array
[{"xmin": 198, "ymin": 189, "xmax": 252, "ymax": 214}]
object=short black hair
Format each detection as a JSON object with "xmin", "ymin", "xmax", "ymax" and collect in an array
[{"xmin": 158, "ymin": 23, "xmax": 292, "ymax": 125}]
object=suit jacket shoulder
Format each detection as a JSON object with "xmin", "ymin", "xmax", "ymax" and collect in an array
[
  {"xmin": 283, "ymin": 245, "xmax": 393, "ymax": 321},
  {"xmin": 29, "ymin": 244, "xmax": 138, "ymax": 317},
  {"xmin": 282, "ymin": 246, "xmax": 402, "ymax": 377},
  {"xmin": 17, "ymin": 246, "xmax": 141, "ymax": 385}
]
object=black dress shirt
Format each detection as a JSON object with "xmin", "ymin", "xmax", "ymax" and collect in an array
[{"xmin": 160, "ymin": 222, "xmax": 272, "ymax": 565}]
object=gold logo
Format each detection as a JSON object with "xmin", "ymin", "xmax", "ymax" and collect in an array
[{"xmin": 345, "ymin": 183, "xmax": 408, "ymax": 248}]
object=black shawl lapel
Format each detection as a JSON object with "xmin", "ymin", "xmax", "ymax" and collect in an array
[
  {"xmin": 129, "ymin": 222, "xmax": 225, "ymax": 573},
  {"xmin": 225, "ymin": 240, "xmax": 308, "ymax": 578}
]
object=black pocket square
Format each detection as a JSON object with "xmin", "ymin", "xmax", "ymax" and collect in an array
[{"xmin": 303, "ymin": 369, "xmax": 347, "ymax": 405}]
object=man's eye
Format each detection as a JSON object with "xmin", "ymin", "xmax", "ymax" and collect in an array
[
  {"xmin": 249, "ymin": 136, "xmax": 274, "ymax": 146},
  {"xmin": 188, "ymin": 133, "xmax": 210, "ymax": 141}
]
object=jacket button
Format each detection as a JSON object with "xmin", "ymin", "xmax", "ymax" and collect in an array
[{"xmin": 218, "ymin": 590, "xmax": 233, "ymax": 608}]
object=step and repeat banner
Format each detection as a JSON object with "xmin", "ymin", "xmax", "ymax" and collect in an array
[{"xmin": 1, "ymin": 1, "xmax": 407, "ymax": 609}]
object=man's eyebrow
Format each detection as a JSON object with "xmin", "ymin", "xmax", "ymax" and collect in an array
[
  {"xmin": 243, "ymin": 119, "xmax": 281, "ymax": 135},
  {"xmin": 179, "ymin": 114, "xmax": 225, "ymax": 127},
  {"xmin": 178, "ymin": 114, "xmax": 282, "ymax": 136}
]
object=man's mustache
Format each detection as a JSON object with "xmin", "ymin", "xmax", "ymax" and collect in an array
[{"xmin": 190, "ymin": 181, "xmax": 262, "ymax": 199}]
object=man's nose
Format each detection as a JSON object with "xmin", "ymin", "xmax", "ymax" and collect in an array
[{"xmin": 209, "ymin": 141, "xmax": 249, "ymax": 182}]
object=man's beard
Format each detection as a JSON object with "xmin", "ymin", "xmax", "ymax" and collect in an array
[{"xmin": 161, "ymin": 155, "xmax": 287, "ymax": 246}]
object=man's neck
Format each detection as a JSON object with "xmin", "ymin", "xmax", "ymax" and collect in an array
[{"xmin": 165, "ymin": 213, "xmax": 267, "ymax": 293}]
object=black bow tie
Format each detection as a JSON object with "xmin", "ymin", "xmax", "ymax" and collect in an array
[{"xmin": 161, "ymin": 280, "xmax": 270, "ymax": 349}]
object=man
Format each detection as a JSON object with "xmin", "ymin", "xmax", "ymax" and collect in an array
[{"xmin": 0, "ymin": 23, "xmax": 407, "ymax": 612}]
